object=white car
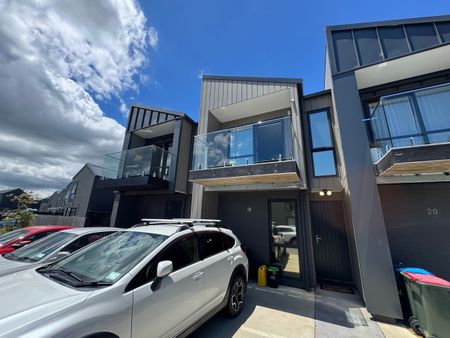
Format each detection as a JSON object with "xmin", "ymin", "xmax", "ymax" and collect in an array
[
  {"xmin": 0, "ymin": 227, "xmax": 118, "ymax": 277},
  {"xmin": 273, "ymin": 225, "xmax": 297, "ymax": 245},
  {"xmin": 0, "ymin": 219, "xmax": 248, "ymax": 338}
]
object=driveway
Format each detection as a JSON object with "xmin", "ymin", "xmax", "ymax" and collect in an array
[{"xmin": 190, "ymin": 283, "xmax": 417, "ymax": 338}]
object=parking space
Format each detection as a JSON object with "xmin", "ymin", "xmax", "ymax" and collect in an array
[{"xmin": 190, "ymin": 283, "xmax": 417, "ymax": 338}]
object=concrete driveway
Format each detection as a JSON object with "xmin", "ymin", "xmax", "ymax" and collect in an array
[{"xmin": 189, "ymin": 283, "xmax": 417, "ymax": 338}]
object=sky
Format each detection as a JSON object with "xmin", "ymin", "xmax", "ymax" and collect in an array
[{"xmin": 0, "ymin": 0, "xmax": 449, "ymax": 198}]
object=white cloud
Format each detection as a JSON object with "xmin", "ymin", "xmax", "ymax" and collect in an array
[
  {"xmin": 0, "ymin": 0, "xmax": 156, "ymax": 198},
  {"xmin": 148, "ymin": 26, "xmax": 159, "ymax": 48}
]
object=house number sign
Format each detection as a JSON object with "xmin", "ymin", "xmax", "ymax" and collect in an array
[{"xmin": 426, "ymin": 208, "xmax": 438, "ymax": 215}]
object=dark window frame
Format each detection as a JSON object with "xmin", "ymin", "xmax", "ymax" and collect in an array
[{"xmin": 307, "ymin": 108, "xmax": 338, "ymax": 178}]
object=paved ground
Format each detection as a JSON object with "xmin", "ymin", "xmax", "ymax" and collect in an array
[{"xmin": 190, "ymin": 283, "xmax": 418, "ymax": 338}]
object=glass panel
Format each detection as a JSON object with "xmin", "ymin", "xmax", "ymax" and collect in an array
[
  {"xmin": 309, "ymin": 111, "xmax": 332, "ymax": 148},
  {"xmin": 313, "ymin": 150, "xmax": 336, "ymax": 176},
  {"xmin": 102, "ymin": 145, "xmax": 173, "ymax": 182},
  {"xmin": 428, "ymin": 132, "xmax": 450, "ymax": 143},
  {"xmin": 192, "ymin": 117, "xmax": 293, "ymax": 170},
  {"xmin": 436, "ymin": 22, "xmax": 450, "ymax": 43},
  {"xmin": 255, "ymin": 120, "xmax": 285, "ymax": 162},
  {"xmin": 415, "ymin": 85, "xmax": 450, "ymax": 132},
  {"xmin": 270, "ymin": 201, "xmax": 300, "ymax": 278},
  {"xmin": 405, "ymin": 23, "xmax": 439, "ymax": 51},
  {"xmin": 378, "ymin": 27, "xmax": 409, "ymax": 58},
  {"xmin": 369, "ymin": 102, "xmax": 390, "ymax": 139},
  {"xmin": 383, "ymin": 96, "xmax": 420, "ymax": 137},
  {"xmin": 354, "ymin": 28, "xmax": 383, "ymax": 65},
  {"xmin": 229, "ymin": 128, "xmax": 253, "ymax": 165},
  {"xmin": 332, "ymin": 30, "xmax": 358, "ymax": 72}
]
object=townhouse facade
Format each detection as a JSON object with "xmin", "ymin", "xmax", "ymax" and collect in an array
[
  {"xmin": 100, "ymin": 14, "xmax": 450, "ymax": 322},
  {"xmin": 187, "ymin": 15, "xmax": 450, "ymax": 321},
  {"xmin": 99, "ymin": 104, "xmax": 196, "ymax": 228},
  {"xmin": 42, "ymin": 163, "xmax": 114, "ymax": 226}
]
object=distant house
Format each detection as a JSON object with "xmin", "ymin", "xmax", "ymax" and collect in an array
[
  {"xmin": 42, "ymin": 164, "xmax": 114, "ymax": 226},
  {"xmin": 0, "ymin": 188, "xmax": 25, "ymax": 213}
]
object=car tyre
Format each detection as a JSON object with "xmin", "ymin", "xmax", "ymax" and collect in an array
[
  {"xmin": 289, "ymin": 237, "xmax": 297, "ymax": 246},
  {"xmin": 226, "ymin": 274, "xmax": 246, "ymax": 317}
]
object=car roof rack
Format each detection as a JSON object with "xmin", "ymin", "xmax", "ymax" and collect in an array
[{"xmin": 140, "ymin": 218, "xmax": 222, "ymax": 231}]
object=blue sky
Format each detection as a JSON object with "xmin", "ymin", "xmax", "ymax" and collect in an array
[{"xmin": 102, "ymin": 0, "xmax": 450, "ymax": 125}]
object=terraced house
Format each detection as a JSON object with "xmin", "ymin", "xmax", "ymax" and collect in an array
[{"xmin": 188, "ymin": 15, "xmax": 450, "ymax": 322}]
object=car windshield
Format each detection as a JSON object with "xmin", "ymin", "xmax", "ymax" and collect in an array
[
  {"xmin": 5, "ymin": 232, "xmax": 77, "ymax": 262},
  {"xmin": 0, "ymin": 229, "xmax": 30, "ymax": 246},
  {"xmin": 48, "ymin": 231, "xmax": 167, "ymax": 285}
]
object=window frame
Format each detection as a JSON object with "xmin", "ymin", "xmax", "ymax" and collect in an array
[{"xmin": 307, "ymin": 108, "xmax": 338, "ymax": 178}]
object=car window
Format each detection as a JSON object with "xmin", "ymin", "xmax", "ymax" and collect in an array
[
  {"xmin": 62, "ymin": 232, "xmax": 114, "ymax": 253},
  {"xmin": 5, "ymin": 232, "xmax": 77, "ymax": 262},
  {"xmin": 222, "ymin": 233, "xmax": 235, "ymax": 250},
  {"xmin": 0, "ymin": 229, "xmax": 30, "ymax": 245},
  {"xmin": 26, "ymin": 231, "xmax": 49, "ymax": 242},
  {"xmin": 126, "ymin": 234, "xmax": 197, "ymax": 292},
  {"xmin": 197, "ymin": 231, "xmax": 229, "ymax": 259},
  {"xmin": 51, "ymin": 231, "xmax": 167, "ymax": 284}
]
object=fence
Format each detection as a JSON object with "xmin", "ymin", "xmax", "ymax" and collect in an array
[{"xmin": 32, "ymin": 215, "xmax": 86, "ymax": 227}]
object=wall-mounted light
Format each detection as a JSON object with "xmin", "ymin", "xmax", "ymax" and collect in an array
[{"xmin": 319, "ymin": 189, "xmax": 332, "ymax": 197}]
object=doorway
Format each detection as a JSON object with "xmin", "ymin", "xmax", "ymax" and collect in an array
[
  {"xmin": 310, "ymin": 201, "xmax": 353, "ymax": 283},
  {"xmin": 269, "ymin": 200, "xmax": 301, "ymax": 280}
]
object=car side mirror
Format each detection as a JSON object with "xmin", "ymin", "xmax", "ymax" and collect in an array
[{"xmin": 151, "ymin": 260, "xmax": 173, "ymax": 292}]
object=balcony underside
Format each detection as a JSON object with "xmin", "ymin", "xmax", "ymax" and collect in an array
[
  {"xmin": 376, "ymin": 143, "xmax": 450, "ymax": 176},
  {"xmin": 189, "ymin": 160, "xmax": 300, "ymax": 186},
  {"xmin": 97, "ymin": 175, "xmax": 169, "ymax": 191}
]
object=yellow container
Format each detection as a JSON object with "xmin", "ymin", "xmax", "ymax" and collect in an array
[{"xmin": 258, "ymin": 265, "xmax": 267, "ymax": 287}]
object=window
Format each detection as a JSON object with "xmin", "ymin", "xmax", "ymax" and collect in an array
[
  {"xmin": 126, "ymin": 234, "xmax": 197, "ymax": 291},
  {"xmin": 378, "ymin": 27, "xmax": 410, "ymax": 58},
  {"xmin": 62, "ymin": 232, "xmax": 114, "ymax": 253},
  {"xmin": 308, "ymin": 110, "xmax": 337, "ymax": 177},
  {"xmin": 197, "ymin": 232, "xmax": 228, "ymax": 259}
]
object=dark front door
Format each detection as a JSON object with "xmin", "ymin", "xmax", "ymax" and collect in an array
[{"xmin": 310, "ymin": 201, "xmax": 352, "ymax": 283}]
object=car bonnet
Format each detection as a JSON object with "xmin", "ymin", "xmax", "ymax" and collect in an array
[
  {"xmin": 0, "ymin": 269, "xmax": 89, "ymax": 335},
  {"xmin": 0, "ymin": 255, "xmax": 31, "ymax": 278}
]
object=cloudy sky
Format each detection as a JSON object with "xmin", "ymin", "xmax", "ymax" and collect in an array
[
  {"xmin": 1, "ymin": 0, "xmax": 449, "ymax": 198},
  {"xmin": 0, "ymin": 0, "xmax": 156, "ymax": 197}
]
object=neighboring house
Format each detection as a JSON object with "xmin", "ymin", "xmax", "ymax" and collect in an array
[
  {"xmin": 189, "ymin": 14, "xmax": 450, "ymax": 322},
  {"xmin": 98, "ymin": 104, "xmax": 196, "ymax": 228},
  {"xmin": 0, "ymin": 188, "xmax": 24, "ymax": 213},
  {"xmin": 43, "ymin": 164, "xmax": 114, "ymax": 226}
]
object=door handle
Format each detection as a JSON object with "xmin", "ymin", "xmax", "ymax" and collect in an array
[
  {"xmin": 192, "ymin": 271, "xmax": 204, "ymax": 281},
  {"xmin": 315, "ymin": 235, "xmax": 322, "ymax": 244}
]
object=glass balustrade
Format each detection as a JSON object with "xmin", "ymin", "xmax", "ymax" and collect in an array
[
  {"xmin": 368, "ymin": 83, "xmax": 450, "ymax": 162},
  {"xmin": 102, "ymin": 145, "xmax": 173, "ymax": 181},
  {"xmin": 192, "ymin": 116, "xmax": 295, "ymax": 170}
]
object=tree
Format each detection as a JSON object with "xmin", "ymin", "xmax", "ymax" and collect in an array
[{"xmin": 3, "ymin": 191, "xmax": 37, "ymax": 228}]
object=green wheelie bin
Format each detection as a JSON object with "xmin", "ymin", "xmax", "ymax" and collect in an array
[{"xmin": 401, "ymin": 271, "xmax": 450, "ymax": 338}]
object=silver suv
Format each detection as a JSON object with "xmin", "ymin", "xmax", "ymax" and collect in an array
[{"xmin": 0, "ymin": 219, "xmax": 249, "ymax": 338}]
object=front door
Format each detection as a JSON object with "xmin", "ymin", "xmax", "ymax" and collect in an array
[
  {"xmin": 269, "ymin": 200, "xmax": 301, "ymax": 281},
  {"xmin": 310, "ymin": 201, "xmax": 353, "ymax": 283}
]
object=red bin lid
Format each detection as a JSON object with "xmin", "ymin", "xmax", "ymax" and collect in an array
[{"xmin": 403, "ymin": 272, "xmax": 450, "ymax": 287}]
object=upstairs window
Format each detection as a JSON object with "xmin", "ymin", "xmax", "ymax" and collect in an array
[{"xmin": 308, "ymin": 110, "xmax": 337, "ymax": 177}]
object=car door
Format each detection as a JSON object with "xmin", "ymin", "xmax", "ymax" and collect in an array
[
  {"xmin": 197, "ymin": 231, "xmax": 235, "ymax": 311},
  {"xmin": 130, "ymin": 233, "xmax": 206, "ymax": 338}
]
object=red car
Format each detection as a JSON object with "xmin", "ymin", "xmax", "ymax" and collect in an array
[{"xmin": 0, "ymin": 225, "xmax": 73, "ymax": 254}]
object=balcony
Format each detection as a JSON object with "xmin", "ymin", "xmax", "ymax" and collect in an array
[
  {"xmin": 189, "ymin": 117, "xmax": 301, "ymax": 187},
  {"xmin": 368, "ymin": 83, "xmax": 450, "ymax": 176},
  {"xmin": 99, "ymin": 145, "xmax": 173, "ymax": 191}
]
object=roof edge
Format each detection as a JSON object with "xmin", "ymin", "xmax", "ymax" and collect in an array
[
  {"xmin": 326, "ymin": 14, "xmax": 450, "ymax": 32},
  {"xmin": 202, "ymin": 74, "xmax": 303, "ymax": 84}
]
